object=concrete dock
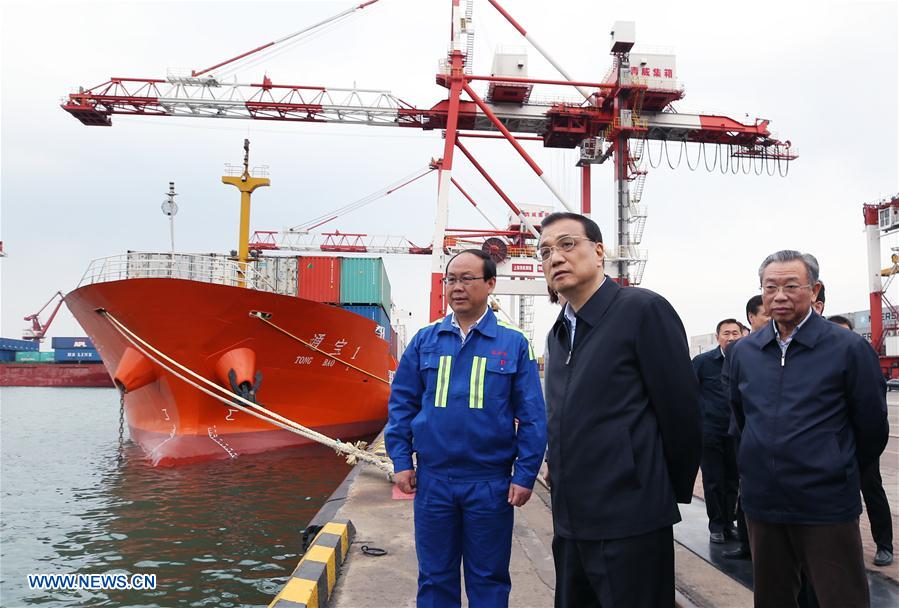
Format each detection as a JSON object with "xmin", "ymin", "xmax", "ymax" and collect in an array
[{"xmin": 273, "ymin": 393, "xmax": 899, "ymax": 607}]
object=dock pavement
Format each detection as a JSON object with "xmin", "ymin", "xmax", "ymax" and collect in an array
[
  {"xmin": 276, "ymin": 392, "xmax": 899, "ymax": 607},
  {"xmin": 324, "ymin": 460, "xmax": 749, "ymax": 608}
]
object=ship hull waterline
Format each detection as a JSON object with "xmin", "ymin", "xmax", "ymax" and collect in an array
[{"xmin": 65, "ymin": 278, "xmax": 395, "ymax": 466}]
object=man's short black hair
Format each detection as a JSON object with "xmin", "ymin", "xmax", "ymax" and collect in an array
[
  {"xmin": 540, "ymin": 212, "xmax": 603, "ymax": 243},
  {"xmin": 548, "ymin": 285, "xmax": 559, "ymax": 304},
  {"xmin": 745, "ymin": 295, "xmax": 763, "ymax": 322},
  {"xmin": 716, "ymin": 318, "xmax": 741, "ymax": 335},
  {"xmin": 446, "ymin": 248, "xmax": 497, "ymax": 280},
  {"xmin": 816, "ymin": 280, "xmax": 826, "ymax": 304},
  {"xmin": 827, "ymin": 315, "xmax": 853, "ymax": 330}
]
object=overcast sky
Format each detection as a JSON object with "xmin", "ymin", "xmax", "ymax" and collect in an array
[{"xmin": 1, "ymin": 0, "xmax": 897, "ymax": 350}]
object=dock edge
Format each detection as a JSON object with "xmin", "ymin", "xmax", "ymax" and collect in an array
[{"xmin": 268, "ymin": 519, "xmax": 356, "ymax": 608}]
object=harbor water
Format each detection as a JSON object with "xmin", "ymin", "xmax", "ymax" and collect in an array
[{"xmin": 0, "ymin": 387, "xmax": 353, "ymax": 607}]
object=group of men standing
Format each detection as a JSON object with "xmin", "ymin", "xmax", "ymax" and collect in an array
[
  {"xmin": 694, "ymin": 263, "xmax": 894, "ymax": 607},
  {"xmin": 385, "ymin": 211, "xmax": 891, "ymax": 608}
]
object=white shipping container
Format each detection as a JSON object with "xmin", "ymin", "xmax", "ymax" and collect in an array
[
  {"xmin": 257, "ymin": 256, "xmax": 299, "ymax": 296},
  {"xmin": 885, "ymin": 336, "xmax": 899, "ymax": 357}
]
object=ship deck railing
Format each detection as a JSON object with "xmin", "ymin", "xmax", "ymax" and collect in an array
[{"xmin": 76, "ymin": 252, "xmax": 290, "ymax": 295}]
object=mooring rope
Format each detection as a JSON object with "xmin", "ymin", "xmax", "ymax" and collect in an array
[{"xmin": 98, "ymin": 309, "xmax": 393, "ymax": 473}]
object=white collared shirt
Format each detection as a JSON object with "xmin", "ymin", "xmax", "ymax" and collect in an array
[
  {"xmin": 774, "ymin": 308, "xmax": 814, "ymax": 357},
  {"xmin": 451, "ymin": 307, "xmax": 489, "ymax": 345},
  {"xmin": 562, "ymin": 277, "xmax": 605, "ymax": 350},
  {"xmin": 563, "ymin": 303, "xmax": 578, "ymax": 349}
]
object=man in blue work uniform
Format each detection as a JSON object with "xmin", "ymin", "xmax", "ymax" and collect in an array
[{"xmin": 386, "ymin": 248, "xmax": 547, "ymax": 608}]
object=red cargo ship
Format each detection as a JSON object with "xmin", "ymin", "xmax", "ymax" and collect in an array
[{"xmin": 66, "ymin": 252, "xmax": 396, "ymax": 466}]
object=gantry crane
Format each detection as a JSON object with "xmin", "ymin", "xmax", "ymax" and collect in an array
[
  {"xmin": 863, "ymin": 193, "xmax": 899, "ymax": 376},
  {"xmin": 62, "ymin": 0, "xmax": 796, "ymax": 332}
]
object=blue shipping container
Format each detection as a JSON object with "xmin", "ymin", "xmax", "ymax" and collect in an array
[
  {"xmin": 0, "ymin": 337, "xmax": 39, "ymax": 352},
  {"xmin": 54, "ymin": 348, "xmax": 102, "ymax": 362},
  {"xmin": 341, "ymin": 305, "xmax": 390, "ymax": 341},
  {"xmin": 0, "ymin": 351, "xmax": 16, "ymax": 362},
  {"xmin": 51, "ymin": 337, "xmax": 94, "ymax": 349}
]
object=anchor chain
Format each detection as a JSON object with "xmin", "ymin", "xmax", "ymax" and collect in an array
[{"xmin": 117, "ymin": 387, "xmax": 126, "ymax": 463}]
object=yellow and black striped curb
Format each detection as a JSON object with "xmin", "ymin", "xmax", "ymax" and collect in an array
[
  {"xmin": 369, "ymin": 436, "xmax": 387, "ymax": 459},
  {"xmin": 268, "ymin": 519, "xmax": 355, "ymax": 608}
]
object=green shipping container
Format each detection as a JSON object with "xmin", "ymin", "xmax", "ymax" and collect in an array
[
  {"xmin": 14, "ymin": 351, "xmax": 41, "ymax": 362},
  {"xmin": 39, "ymin": 351, "xmax": 55, "ymax": 362},
  {"xmin": 339, "ymin": 257, "xmax": 391, "ymax": 312}
]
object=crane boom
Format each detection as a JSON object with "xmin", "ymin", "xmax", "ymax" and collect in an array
[
  {"xmin": 23, "ymin": 291, "xmax": 66, "ymax": 341},
  {"xmin": 62, "ymin": 76, "xmax": 794, "ymax": 158}
]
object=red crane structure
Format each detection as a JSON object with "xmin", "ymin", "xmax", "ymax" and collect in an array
[
  {"xmin": 22, "ymin": 291, "xmax": 66, "ymax": 341},
  {"xmin": 62, "ymin": 0, "xmax": 796, "ymax": 327},
  {"xmin": 863, "ymin": 193, "xmax": 899, "ymax": 375}
]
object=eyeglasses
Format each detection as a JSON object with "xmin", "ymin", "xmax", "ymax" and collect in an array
[
  {"xmin": 442, "ymin": 275, "xmax": 485, "ymax": 286},
  {"xmin": 760, "ymin": 284, "xmax": 812, "ymax": 296},
  {"xmin": 536, "ymin": 235, "xmax": 594, "ymax": 262}
]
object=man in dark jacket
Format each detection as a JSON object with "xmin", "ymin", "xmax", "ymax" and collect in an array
[
  {"xmin": 727, "ymin": 250, "xmax": 889, "ymax": 608},
  {"xmin": 540, "ymin": 211, "xmax": 702, "ymax": 608},
  {"xmin": 693, "ymin": 318, "xmax": 743, "ymax": 543}
]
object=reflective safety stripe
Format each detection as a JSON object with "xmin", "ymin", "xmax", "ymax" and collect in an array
[
  {"xmin": 469, "ymin": 356, "xmax": 487, "ymax": 409},
  {"xmin": 497, "ymin": 321, "xmax": 536, "ymax": 360},
  {"xmin": 435, "ymin": 355, "xmax": 452, "ymax": 407}
]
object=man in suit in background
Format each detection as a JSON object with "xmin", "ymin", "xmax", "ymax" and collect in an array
[
  {"xmin": 722, "ymin": 295, "xmax": 771, "ymax": 561},
  {"xmin": 693, "ymin": 318, "xmax": 743, "ymax": 543},
  {"xmin": 540, "ymin": 211, "xmax": 702, "ymax": 608}
]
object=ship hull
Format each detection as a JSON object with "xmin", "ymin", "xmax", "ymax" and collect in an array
[
  {"xmin": 65, "ymin": 278, "xmax": 395, "ymax": 466},
  {"xmin": 0, "ymin": 363, "xmax": 115, "ymax": 387}
]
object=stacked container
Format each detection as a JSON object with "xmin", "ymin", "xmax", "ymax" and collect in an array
[
  {"xmin": 339, "ymin": 258, "xmax": 391, "ymax": 312},
  {"xmin": 334, "ymin": 257, "xmax": 397, "ymax": 356},
  {"xmin": 257, "ymin": 256, "xmax": 299, "ymax": 296},
  {"xmin": 297, "ymin": 256, "xmax": 341, "ymax": 303},
  {"xmin": 54, "ymin": 349, "xmax": 102, "ymax": 362},
  {"xmin": 0, "ymin": 337, "xmax": 39, "ymax": 362},
  {"xmin": 51, "ymin": 337, "xmax": 102, "ymax": 362},
  {"xmin": 52, "ymin": 337, "xmax": 95, "ymax": 349},
  {"xmin": 293, "ymin": 256, "xmax": 400, "ymax": 358},
  {"xmin": 341, "ymin": 305, "xmax": 391, "ymax": 341},
  {"xmin": 0, "ymin": 338, "xmax": 38, "ymax": 352}
]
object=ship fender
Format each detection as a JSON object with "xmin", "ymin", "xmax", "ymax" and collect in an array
[
  {"xmin": 214, "ymin": 347, "xmax": 262, "ymax": 403},
  {"xmin": 114, "ymin": 347, "xmax": 157, "ymax": 393}
]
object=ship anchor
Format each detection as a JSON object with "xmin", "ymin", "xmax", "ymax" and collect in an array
[{"xmin": 228, "ymin": 368, "xmax": 263, "ymax": 406}]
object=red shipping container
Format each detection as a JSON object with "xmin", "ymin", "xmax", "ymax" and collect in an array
[{"xmin": 297, "ymin": 256, "xmax": 341, "ymax": 303}]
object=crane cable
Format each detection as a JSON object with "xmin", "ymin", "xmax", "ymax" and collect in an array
[
  {"xmin": 290, "ymin": 166, "xmax": 435, "ymax": 231},
  {"xmin": 639, "ymin": 137, "xmax": 791, "ymax": 177},
  {"xmin": 99, "ymin": 310, "xmax": 393, "ymax": 473},
  {"xmin": 197, "ymin": 1, "xmax": 382, "ymax": 79}
]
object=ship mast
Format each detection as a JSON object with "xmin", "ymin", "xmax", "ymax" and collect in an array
[{"xmin": 222, "ymin": 139, "xmax": 270, "ymax": 287}]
